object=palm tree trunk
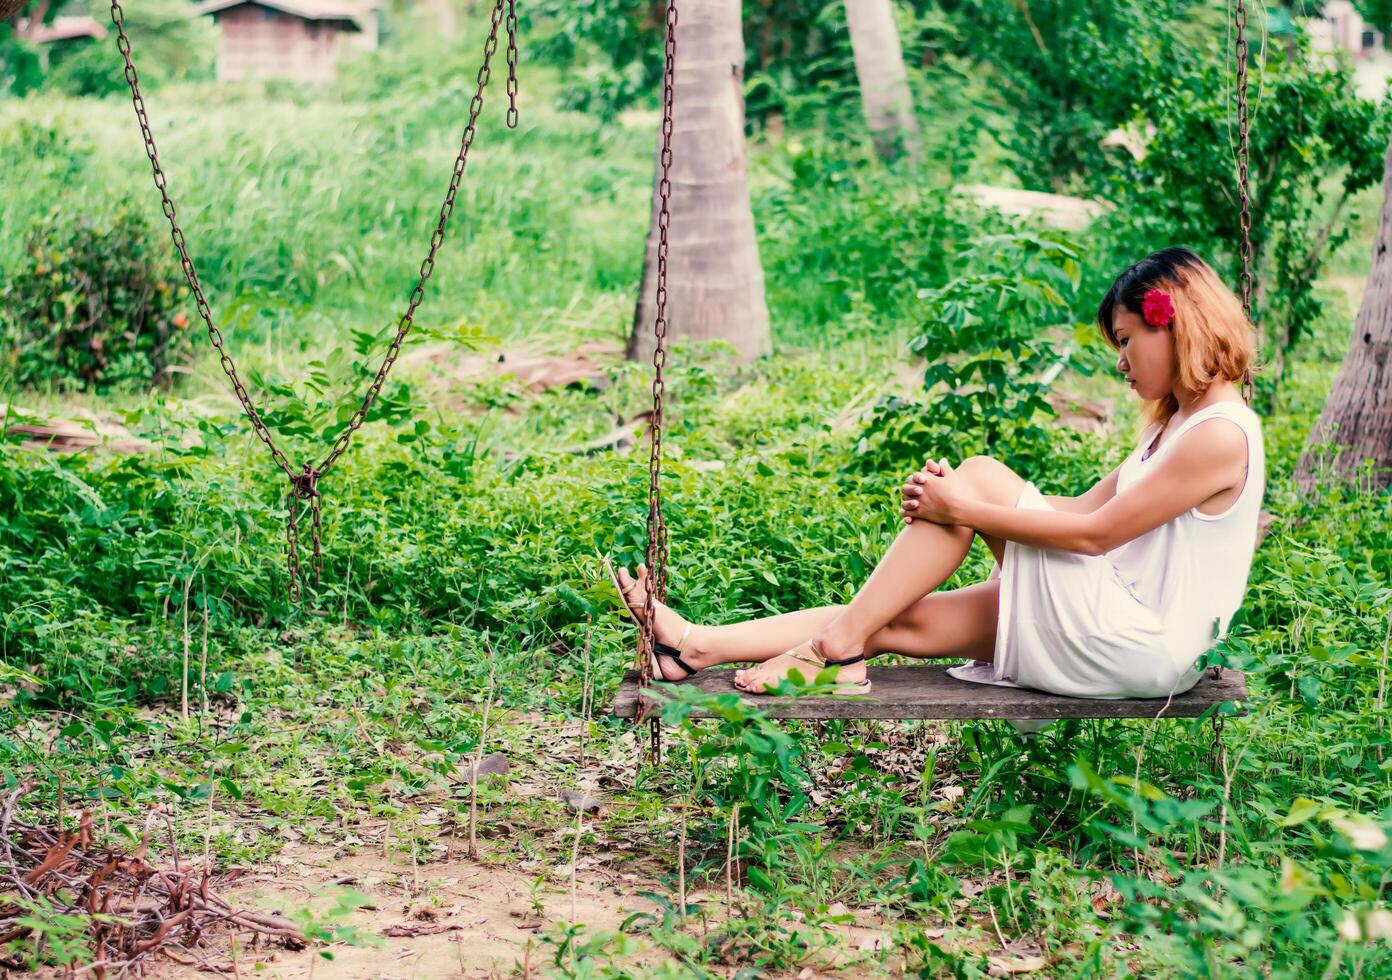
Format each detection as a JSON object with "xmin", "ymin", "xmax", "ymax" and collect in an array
[
  {"xmin": 629, "ymin": 0, "xmax": 771, "ymax": 364},
  {"xmin": 1296, "ymin": 137, "xmax": 1392, "ymax": 492},
  {"xmin": 436, "ymin": 0, "xmax": 458, "ymax": 39},
  {"xmin": 844, "ymin": 0, "xmax": 920, "ymax": 162}
]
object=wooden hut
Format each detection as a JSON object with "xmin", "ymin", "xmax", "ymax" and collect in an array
[
  {"xmin": 17, "ymin": 15, "xmax": 106, "ymax": 66},
  {"xmin": 189, "ymin": 0, "xmax": 378, "ymax": 84},
  {"xmin": 1313, "ymin": 0, "xmax": 1385, "ymax": 60}
]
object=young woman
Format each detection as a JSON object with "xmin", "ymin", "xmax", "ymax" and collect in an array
[{"xmin": 608, "ymin": 248, "xmax": 1265, "ymax": 701}]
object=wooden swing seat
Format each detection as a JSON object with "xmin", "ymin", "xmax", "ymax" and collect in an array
[{"xmin": 612, "ymin": 665, "xmax": 1247, "ymax": 721}]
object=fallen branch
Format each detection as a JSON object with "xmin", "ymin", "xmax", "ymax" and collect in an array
[{"xmin": 0, "ymin": 784, "xmax": 304, "ymax": 978}]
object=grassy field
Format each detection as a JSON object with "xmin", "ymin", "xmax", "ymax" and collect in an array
[{"xmin": 3, "ymin": 21, "xmax": 1392, "ymax": 979}]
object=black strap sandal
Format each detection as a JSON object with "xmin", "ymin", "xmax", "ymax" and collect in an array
[
  {"xmin": 817, "ymin": 648, "xmax": 872, "ymax": 695},
  {"xmin": 603, "ymin": 557, "xmax": 699, "ymax": 679},
  {"xmin": 741, "ymin": 643, "xmax": 872, "ymax": 697},
  {"xmin": 654, "ymin": 623, "xmax": 697, "ymax": 676},
  {"xmin": 822, "ymin": 652, "xmax": 866, "ymax": 668}
]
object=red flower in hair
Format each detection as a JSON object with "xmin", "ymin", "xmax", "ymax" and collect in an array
[{"xmin": 1142, "ymin": 289, "xmax": 1175, "ymax": 327}]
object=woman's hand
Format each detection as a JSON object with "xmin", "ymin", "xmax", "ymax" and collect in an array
[
  {"xmin": 900, "ymin": 458, "xmax": 966, "ymax": 525},
  {"xmin": 900, "ymin": 458, "xmax": 945, "ymax": 523}
]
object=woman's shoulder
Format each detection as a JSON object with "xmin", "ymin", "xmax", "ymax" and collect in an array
[
  {"xmin": 1216, "ymin": 400, "xmax": 1263, "ymax": 437},
  {"xmin": 1193, "ymin": 399, "xmax": 1262, "ymax": 429},
  {"xmin": 1182, "ymin": 401, "xmax": 1264, "ymax": 460}
]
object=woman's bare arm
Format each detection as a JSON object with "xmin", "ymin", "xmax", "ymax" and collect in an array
[
  {"xmin": 948, "ymin": 419, "xmax": 1248, "ymax": 554},
  {"xmin": 1042, "ymin": 464, "xmax": 1120, "ymax": 515}
]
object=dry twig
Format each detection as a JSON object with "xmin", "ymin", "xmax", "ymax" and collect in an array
[{"xmin": 0, "ymin": 784, "xmax": 304, "ymax": 978}]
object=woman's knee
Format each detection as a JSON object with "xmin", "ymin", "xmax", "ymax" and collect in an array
[{"xmin": 957, "ymin": 455, "xmax": 1026, "ymax": 508}]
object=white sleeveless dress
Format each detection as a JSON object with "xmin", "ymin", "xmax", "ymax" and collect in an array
[{"xmin": 948, "ymin": 400, "xmax": 1265, "ymax": 699}]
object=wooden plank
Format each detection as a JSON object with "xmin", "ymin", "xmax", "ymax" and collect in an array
[{"xmin": 611, "ymin": 665, "xmax": 1247, "ymax": 721}]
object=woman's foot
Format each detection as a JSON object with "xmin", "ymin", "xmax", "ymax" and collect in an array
[
  {"xmin": 733, "ymin": 639, "xmax": 869, "ymax": 695},
  {"xmin": 611, "ymin": 564, "xmax": 707, "ymax": 682}
]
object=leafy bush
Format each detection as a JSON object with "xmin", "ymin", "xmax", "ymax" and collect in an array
[
  {"xmin": 1, "ymin": 202, "xmax": 192, "ymax": 392},
  {"xmin": 0, "ymin": 22, "xmax": 44, "ymax": 96},
  {"xmin": 44, "ymin": 42, "xmax": 130, "ymax": 98},
  {"xmin": 942, "ymin": 0, "xmax": 1208, "ymax": 192},
  {"xmin": 528, "ymin": 0, "xmax": 951, "ymax": 127},
  {"xmin": 1095, "ymin": 35, "xmax": 1392, "ymax": 387},
  {"xmin": 858, "ymin": 231, "xmax": 1109, "ymax": 470},
  {"xmin": 51, "ymin": 0, "xmax": 214, "ymax": 96}
]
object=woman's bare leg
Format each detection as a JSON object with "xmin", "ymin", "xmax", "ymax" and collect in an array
[
  {"xmin": 687, "ymin": 606, "xmax": 845, "ymax": 664},
  {"xmin": 733, "ymin": 456, "xmax": 1024, "ymax": 691},
  {"xmin": 618, "ymin": 518, "xmax": 984, "ymax": 678},
  {"xmin": 614, "ymin": 566, "xmax": 844, "ymax": 679},
  {"xmin": 865, "ymin": 581, "xmax": 999, "ymax": 662},
  {"xmin": 616, "ymin": 568, "xmax": 999, "ymax": 679},
  {"xmin": 701, "ymin": 581, "xmax": 1000, "ymax": 667},
  {"xmin": 615, "ymin": 454, "xmax": 1025, "ymax": 685},
  {"xmin": 730, "ymin": 520, "xmax": 976, "ymax": 689}
]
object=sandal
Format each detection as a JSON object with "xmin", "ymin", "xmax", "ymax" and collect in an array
[
  {"xmin": 742, "ymin": 640, "xmax": 872, "ymax": 697},
  {"xmin": 602, "ymin": 558, "xmax": 698, "ymax": 678}
]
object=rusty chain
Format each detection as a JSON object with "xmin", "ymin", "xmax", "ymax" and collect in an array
[
  {"xmin": 108, "ymin": 0, "xmax": 517, "ymax": 602},
  {"xmin": 1234, "ymin": 0, "xmax": 1256, "ymax": 407},
  {"xmin": 636, "ymin": 0, "xmax": 679, "ymax": 764},
  {"xmin": 505, "ymin": 0, "xmax": 520, "ymax": 129},
  {"xmin": 1209, "ymin": 712, "xmax": 1227, "ymax": 780}
]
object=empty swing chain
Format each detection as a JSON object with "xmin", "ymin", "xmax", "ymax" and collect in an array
[
  {"xmin": 637, "ymin": 0, "xmax": 679, "ymax": 763},
  {"xmin": 107, "ymin": 0, "xmax": 519, "ymax": 603},
  {"xmin": 1209, "ymin": 712, "xmax": 1227, "ymax": 778},
  {"xmin": 1234, "ymin": 0, "xmax": 1255, "ymax": 407}
]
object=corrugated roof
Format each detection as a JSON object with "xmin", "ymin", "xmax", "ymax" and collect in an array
[
  {"xmin": 189, "ymin": 0, "xmax": 369, "ymax": 27},
  {"xmin": 26, "ymin": 16, "xmax": 106, "ymax": 43}
]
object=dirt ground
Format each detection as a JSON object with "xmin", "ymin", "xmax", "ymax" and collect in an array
[
  {"xmin": 152, "ymin": 843, "xmax": 651, "ymax": 978},
  {"xmin": 150, "ymin": 843, "xmax": 902, "ymax": 979}
]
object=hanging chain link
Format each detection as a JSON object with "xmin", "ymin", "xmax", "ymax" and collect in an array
[
  {"xmin": 1234, "ymin": 0, "xmax": 1256, "ymax": 407},
  {"xmin": 636, "ymin": 0, "xmax": 679, "ymax": 764},
  {"xmin": 108, "ymin": 0, "xmax": 515, "ymax": 602},
  {"xmin": 505, "ymin": 0, "xmax": 520, "ymax": 129},
  {"xmin": 1209, "ymin": 712, "xmax": 1227, "ymax": 780},
  {"xmin": 315, "ymin": 0, "xmax": 506, "ymax": 481}
]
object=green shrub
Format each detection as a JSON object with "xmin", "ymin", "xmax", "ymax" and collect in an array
[
  {"xmin": 0, "ymin": 23, "xmax": 44, "ymax": 96},
  {"xmin": 1093, "ymin": 35, "xmax": 1392, "ymax": 388},
  {"xmin": 857, "ymin": 230, "xmax": 1111, "ymax": 471},
  {"xmin": 45, "ymin": 42, "xmax": 129, "ymax": 98},
  {"xmin": 0, "ymin": 202, "xmax": 192, "ymax": 392},
  {"xmin": 757, "ymin": 136, "xmax": 989, "ymax": 342}
]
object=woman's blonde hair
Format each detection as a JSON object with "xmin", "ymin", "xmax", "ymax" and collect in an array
[{"xmin": 1096, "ymin": 247, "xmax": 1259, "ymax": 430}]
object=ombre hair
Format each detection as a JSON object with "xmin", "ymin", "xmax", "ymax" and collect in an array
[{"xmin": 1096, "ymin": 247, "xmax": 1258, "ymax": 430}]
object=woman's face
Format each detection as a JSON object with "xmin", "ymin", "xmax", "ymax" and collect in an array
[{"xmin": 1112, "ymin": 306, "xmax": 1177, "ymax": 401}]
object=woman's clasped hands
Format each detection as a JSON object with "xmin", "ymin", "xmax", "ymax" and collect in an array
[{"xmin": 900, "ymin": 457, "xmax": 966, "ymax": 525}]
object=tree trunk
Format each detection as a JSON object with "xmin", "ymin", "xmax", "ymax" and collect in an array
[
  {"xmin": 1295, "ymin": 138, "xmax": 1392, "ymax": 492},
  {"xmin": 628, "ymin": 0, "xmax": 771, "ymax": 364},
  {"xmin": 17, "ymin": 0, "xmax": 52, "ymax": 38},
  {"xmin": 436, "ymin": 0, "xmax": 457, "ymax": 39},
  {"xmin": 845, "ymin": 0, "xmax": 920, "ymax": 162}
]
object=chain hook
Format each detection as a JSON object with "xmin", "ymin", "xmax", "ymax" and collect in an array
[
  {"xmin": 1209, "ymin": 711, "xmax": 1227, "ymax": 779},
  {"xmin": 290, "ymin": 463, "xmax": 320, "ymax": 501},
  {"xmin": 284, "ymin": 464, "xmax": 323, "ymax": 601}
]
